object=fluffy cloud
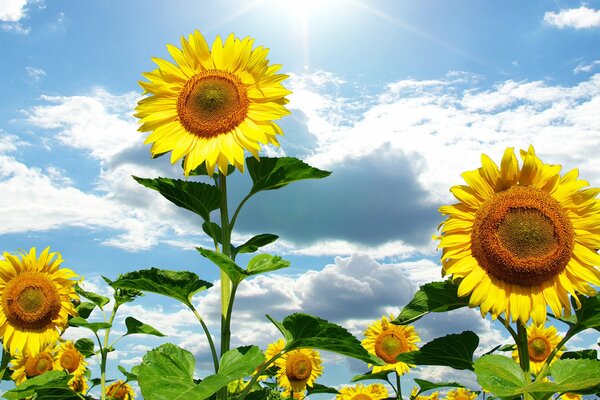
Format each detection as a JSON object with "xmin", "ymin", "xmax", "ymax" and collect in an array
[
  {"xmin": 0, "ymin": 0, "xmax": 43, "ymax": 33},
  {"xmin": 544, "ymin": 6, "xmax": 600, "ymax": 29},
  {"xmin": 574, "ymin": 60, "xmax": 600, "ymax": 74}
]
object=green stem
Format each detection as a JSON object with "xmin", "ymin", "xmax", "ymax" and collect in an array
[
  {"xmin": 190, "ymin": 304, "xmax": 220, "ymax": 373},
  {"xmin": 238, "ymin": 352, "xmax": 285, "ymax": 400},
  {"xmin": 221, "ymin": 283, "xmax": 239, "ymax": 358},
  {"xmin": 0, "ymin": 346, "xmax": 10, "ymax": 382},
  {"xmin": 396, "ymin": 371, "xmax": 403, "ymax": 400},
  {"xmin": 229, "ymin": 192, "xmax": 252, "ymax": 232},
  {"xmin": 100, "ymin": 305, "xmax": 119, "ymax": 400},
  {"xmin": 516, "ymin": 320, "xmax": 533, "ymax": 400},
  {"xmin": 497, "ymin": 315, "xmax": 519, "ymax": 345},
  {"xmin": 218, "ymin": 172, "xmax": 232, "ymax": 400}
]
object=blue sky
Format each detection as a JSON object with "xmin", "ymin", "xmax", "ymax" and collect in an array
[{"xmin": 1, "ymin": 0, "xmax": 600, "ymax": 398}]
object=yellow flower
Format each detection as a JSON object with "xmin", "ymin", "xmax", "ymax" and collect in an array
[
  {"xmin": 445, "ymin": 388, "xmax": 478, "ymax": 400},
  {"xmin": 136, "ymin": 30, "xmax": 292, "ymax": 176},
  {"xmin": 281, "ymin": 389, "xmax": 306, "ymax": 399},
  {"xmin": 69, "ymin": 373, "xmax": 89, "ymax": 394},
  {"xmin": 53, "ymin": 340, "xmax": 87, "ymax": 378},
  {"xmin": 106, "ymin": 380, "xmax": 135, "ymax": 400},
  {"xmin": 438, "ymin": 146, "xmax": 600, "ymax": 325},
  {"xmin": 0, "ymin": 247, "xmax": 79, "ymax": 355},
  {"xmin": 512, "ymin": 324, "xmax": 564, "ymax": 374},
  {"xmin": 11, "ymin": 344, "xmax": 56, "ymax": 385},
  {"xmin": 274, "ymin": 348, "xmax": 323, "ymax": 392},
  {"xmin": 561, "ymin": 393, "xmax": 582, "ymax": 400},
  {"xmin": 410, "ymin": 388, "xmax": 440, "ymax": 400},
  {"xmin": 361, "ymin": 315, "xmax": 420, "ymax": 375},
  {"xmin": 336, "ymin": 383, "xmax": 389, "ymax": 400}
]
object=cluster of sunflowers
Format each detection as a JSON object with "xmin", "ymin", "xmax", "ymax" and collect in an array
[{"xmin": 1, "ymin": 29, "xmax": 599, "ymax": 400}]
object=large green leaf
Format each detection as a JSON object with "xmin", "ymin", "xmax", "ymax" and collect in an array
[
  {"xmin": 133, "ymin": 176, "xmax": 221, "ymax": 222},
  {"xmin": 350, "ymin": 370, "xmax": 392, "ymax": 383},
  {"xmin": 306, "ymin": 383, "xmax": 340, "ymax": 395},
  {"xmin": 68, "ymin": 317, "xmax": 111, "ymax": 333},
  {"xmin": 246, "ymin": 156, "xmax": 331, "ymax": 195},
  {"xmin": 74, "ymin": 338, "xmax": 95, "ymax": 358},
  {"xmin": 413, "ymin": 379, "xmax": 466, "ymax": 396},
  {"xmin": 396, "ymin": 331, "xmax": 479, "ymax": 370},
  {"xmin": 548, "ymin": 358, "xmax": 600, "ymax": 393},
  {"xmin": 137, "ymin": 344, "xmax": 264, "ymax": 400},
  {"xmin": 124, "ymin": 317, "xmax": 166, "ymax": 337},
  {"xmin": 571, "ymin": 293, "xmax": 600, "ymax": 334},
  {"xmin": 197, "ymin": 247, "xmax": 247, "ymax": 285},
  {"xmin": 110, "ymin": 268, "xmax": 212, "ymax": 308},
  {"xmin": 474, "ymin": 355, "xmax": 526, "ymax": 397},
  {"xmin": 234, "ymin": 234, "xmax": 279, "ymax": 256},
  {"xmin": 246, "ymin": 254, "xmax": 290, "ymax": 276},
  {"xmin": 268, "ymin": 313, "xmax": 376, "ymax": 364},
  {"xmin": 74, "ymin": 284, "xmax": 110, "ymax": 311},
  {"xmin": 394, "ymin": 280, "xmax": 469, "ymax": 325},
  {"xmin": 2, "ymin": 371, "xmax": 72, "ymax": 399},
  {"xmin": 75, "ymin": 301, "xmax": 96, "ymax": 319}
]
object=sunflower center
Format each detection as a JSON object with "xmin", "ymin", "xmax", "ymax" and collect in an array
[
  {"xmin": 177, "ymin": 70, "xmax": 249, "ymax": 139},
  {"xmin": 471, "ymin": 186, "xmax": 574, "ymax": 287},
  {"xmin": 60, "ymin": 348, "xmax": 81, "ymax": 373},
  {"xmin": 2, "ymin": 272, "xmax": 61, "ymax": 330},
  {"xmin": 285, "ymin": 352, "xmax": 313, "ymax": 382},
  {"xmin": 528, "ymin": 336, "xmax": 551, "ymax": 362},
  {"xmin": 351, "ymin": 395, "xmax": 373, "ymax": 400},
  {"xmin": 24, "ymin": 352, "xmax": 54, "ymax": 378},
  {"xmin": 375, "ymin": 329, "xmax": 407, "ymax": 364}
]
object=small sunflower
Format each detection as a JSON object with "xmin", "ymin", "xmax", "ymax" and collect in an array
[
  {"xmin": 53, "ymin": 340, "xmax": 87, "ymax": 377},
  {"xmin": 336, "ymin": 383, "xmax": 389, "ymax": 400},
  {"xmin": 410, "ymin": 388, "xmax": 439, "ymax": 400},
  {"xmin": 0, "ymin": 247, "xmax": 79, "ymax": 355},
  {"xmin": 106, "ymin": 380, "xmax": 135, "ymax": 400},
  {"xmin": 445, "ymin": 388, "xmax": 478, "ymax": 400},
  {"xmin": 11, "ymin": 343, "xmax": 56, "ymax": 385},
  {"xmin": 362, "ymin": 315, "xmax": 420, "ymax": 375},
  {"xmin": 274, "ymin": 348, "xmax": 323, "ymax": 392},
  {"xmin": 136, "ymin": 30, "xmax": 292, "ymax": 176},
  {"xmin": 512, "ymin": 323, "xmax": 564, "ymax": 374},
  {"xmin": 561, "ymin": 393, "xmax": 582, "ymax": 400},
  {"xmin": 438, "ymin": 146, "xmax": 600, "ymax": 325},
  {"xmin": 69, "ymin": 373, "xmax": 89, "ymax": 394}
]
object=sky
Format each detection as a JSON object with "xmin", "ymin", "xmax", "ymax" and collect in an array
[{"xmin": 1, "ymin": 0, "xmax": 600, "ymax": 398}]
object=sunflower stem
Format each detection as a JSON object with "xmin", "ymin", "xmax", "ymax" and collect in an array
[
  {"xmin": 396, "ymin": 371, "xmax": 403, "ymax": 400},
  {"xmin": 218, "ymin": 172, "xmax": 232, "ymax": 400},
  {"xmin": 190, "ymin": 304, "xmax": 220, "ymax": 373},
  {"xmin": 100, "ymin": 304, "xmax": 119, "ymax": 400},
  {"xmin": 516, "ymin": 320, "xmax": 534, "ymax": 400}
]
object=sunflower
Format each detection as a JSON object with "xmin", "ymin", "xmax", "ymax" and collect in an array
[
  {"xmin": 11, "ymin": 343, "xmax": 56, "ymax": 385},
  {"xmin": 511, "ymin": 323, "xmax": 564, "ymax": 374},
  {"xmin": 438, "ymin": 146, "xmax": 600, "ymax": 325},
  {"xmin": 561, "ymin": 393, "xmax": 582, "ymax": 400},
  {"xmin": 410, "ymin": 388, "xmax": 440, "ymax": 400},
  {"xmin": 135, "ymin": 30, "xmax": 292, "ymax": 176},
  {"xmin": 106, "ymin": 380, "xmax": 135, "ymax": 400},
  {"xmin": 336, "ymin": 383, "xmax": 389, "ymax": 400},
  {"xmin": 53, "ymin": 340, "xmax": 87, "ymax": 378},
  {"xmin": 281, "ymin": 389, "xmax": 305, "ymax": 399},
  {"xmin": 274, "ymin": 348, "xmax": 323, "ymax": 392},
  {"xmin": 445, "ymin": 388, "xmax": 478, "ymax": 400},
  {"xmin": 0, "ymin": 247, "xmax": 80, "ymax": 355},
  {"xmin": 361, "ymin": 315, "xmax": 420, "ymax": 375},
  {"xmin": 69, "ymin": 373, "xmax": 89, "ymax": 394}
]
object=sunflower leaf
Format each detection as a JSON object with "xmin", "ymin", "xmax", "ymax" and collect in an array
[
  {"xmin": 271, "ymin": 313, "xmax": 376, "ymax": 364},
  {"xmin": 561, "ymin": 349, "xmax": 598, "ymax": 360},
  {"xmin": 350, "ymin": 370, "xmax": 393, "ymax": 383},
  {"xmin": 74, "ymin": 284, "xmax": 110, "ymax": 311},
  {"xmin": 569, "ymin": 293, "xmax": 600, "ymax": 335},
  {"xmin": 124, "ymin": 317, "xmax": 166, "ymax": 337},
  {"xmin": 1, "ymin": 371, "xmax": 72, "ymax": 399},
  {"xmin": 74, "ymin": 338, "xmax": 95, "ymax": 358},
  {"xmin": 133, "ymin": 176, "xmax": 221, "ymax": 223},
  {"xmin": 246, "ymin": 156, "xmax": 331, "ymax": 195},
  {"xmin": 246, "ymin": 254, "xmax": 290, "ymax": 276},
  {"xmin": 413, "ymin": 379, "xmax": 466, "ymax": 396},
  {"xmin": 75, "ymin": 301, "xmax": 96, "ymax": 319},
  {"xmin": 473, "ymin": 354, "xmax": 527, "ymax": 397},
  {"xmin": 306, "ymin": 383, "xmax": 340, "ymax": 395},
  {"xmin": 68, "ymin": 317, "xmax": 112, "ymax": 332},
  {"xmin": 118, "ymin": 365, "xmax": 138, "ymax": 382},
  {"xmin": 234, "ymin": 233, "xmax": 279, "ymax": 257},
  {"xmin": 396, "ymin": 331, "xmax": 479, "ymax": 370},
  {"xmin": 110, "ymin": 268, "xmax": 212, "ymax": 309},
  {"xmin": 394, "ymin": 280, "xmax": 469, "ymax": 325},
  {"xmin": 548, "ymin": 358, "xmax": 600, "ymax": 393},
  {"xmin": 197, "ymin": 247, "xmax": 247, "ymax": 285}
]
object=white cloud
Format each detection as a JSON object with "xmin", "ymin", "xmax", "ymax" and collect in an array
[
  {"xmin": 544, "ymin": 6, "xmax": 600, "ymax": 29},
  {"xmin": 574, "ymin": 59, "xmax": 600, "ymax": 74},
  {"xmin": 0, "ymin": 0, "xmax": 30, "ymax": 22},
  {"xmin": 25, "ymin": 66, "xmax": 46, "ymax": 81}
]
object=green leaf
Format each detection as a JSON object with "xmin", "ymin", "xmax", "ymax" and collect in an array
[
  {"xmin": 473, "ymin": 354, "xmax": 526, "ymax": 397},
  {"xmin": 246, "ymin": 156, "xmax": 331, "ymax": 195},
  {"xmin": 571, "ymin": 293, "xmax": 600, "ymax": 334},
  {"xmin": 202, "ymin": 221, "xmax": 223, "ymax": 243},
  {"xmin": 246, "ymin": 254, "xmax": 290, "ymax": 276},
  {"xmin": 118, "ymin": 365, "xmax": 138, "ymax": 381},
  {"xmin": 75, "ymin": 301, "xmax": 96, "ymax": 319},
  {"xmin": 197, "ymin": 247, "xmax": 247, "ymax": 286},
  {"xmin": 124, "ymin": 317, "xmax": 166, "ymax": 337},
  {"xmin": 548, "ymin": 358, "xmax": 600, "ymax": 393},
  {"xmin": 350, "ymin": 370, "xmax": 392, "ymax": 383},
  {"xmin": 110, "ymin": 268, "xmax": 212, "ymax": 308},
  {"xmin": 2, "ymin": 371, "xmax": 71, "ymax": 399},
  {"xmin": 68, "ymin": 317, "xmax": 111, "ymax": 332},
  {"xmin": 413, "ymin": 379, "xmax": 465, "ymax": 396},
  {"xmin": 270, "ymin": 313, "xmax": 376, "ymax": 364},
  {"xmin": 234, "ymin": 234, "xmax": 279, "ymax": 256},
  {"xmin": 74, "ymin": 284, "xmax": 110, "ymax": 311},
  {"xmin": 394, "ymin": 280, "xmax": 469, "ymax": 325},
  {"xmin": 133, "ymin": 176, "xmax": 221, "ymax": 222},
  {"xmin": 137, "ymin": 344, "xmax": 264, "ymax": 400},
  {"xmin": 396, "ymin": 331, "xmax": 479, "ymax": 370},
  {"xmin": 561, "ymin": 349, "xmax": 598, "ymax": 360},
  {"xmin": 187, "ymin": 162, "xmax": 235, "ymax": 177},
  {"xmin": 74, "ymin": 338, "xmax": 95, "ymax": 358},
  {"xmin": 306, "ymin": 382, "xmax": 340, "ymax": 395}
]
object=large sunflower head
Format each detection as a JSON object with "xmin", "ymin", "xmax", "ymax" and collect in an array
[
  {"xmin": 445, "ymin": 388, "xmax": 478, "ymax": 400},
  {"xmin": 11, "ymin": 343, "xmax": 56, "ymax": 385},
  {"xmin": 438, "ymin": 146, "xmax": 600, "ymax": 325},
  {"xmin": 361, "ymin": 314, "xmax": 420, "ymax": 375},
  {"xmin": 53, "ymin": 340, "xmax": 87, "ymax": 377},
  {"xmin": 136, "ymin": 30, "xmax": 292, "ymax": 176},
  {"xmin": 274, "ymin": 348, "xmax": 323, "ymax": 392},
  {"xmin": 0, "ymin": 247, "xmax": 80, "ymax": 355},
  {"xmin": 511, "ymin": 323, "xmax": 564, "ymax": 374},
  {"xmin": 106, "ymin": 380, "xmax": 135, "ymax": 400},
  {"xmin": 336, "ymin": 383, "xmax": 389, "ymax": 400}
]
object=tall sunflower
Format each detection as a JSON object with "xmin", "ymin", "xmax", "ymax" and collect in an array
[
  {"xmin": 511, "ymin": 323, "xmax": 564, "ymax": 374},
  {"xmin": 438, "ymin": 146, "xmax": 600, "ymax": 324},
  {"xmin": 136, "ymin": 30, "xmax": 292, "ymax": 176},
  {"xmin": 336, "ymin": 383, "xmax": 389, "ymax": 400},
  {"xmin": 361, "ymin": 315, "xmax": 420, "ymax": 375},
  {"xmin": 0, "ymin": 247, "xmax": 79, "ymax": 355},
  {"xmin": 11, "ymin": 343, "xmax": 55, "ymax": 385},
  {"xmin": 445, "ymin": 388, "xmax": 478, "ymax": 400},
  {"xmin": 274, "ymin": 348, "xmax": 323, "ymax": 393}
]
